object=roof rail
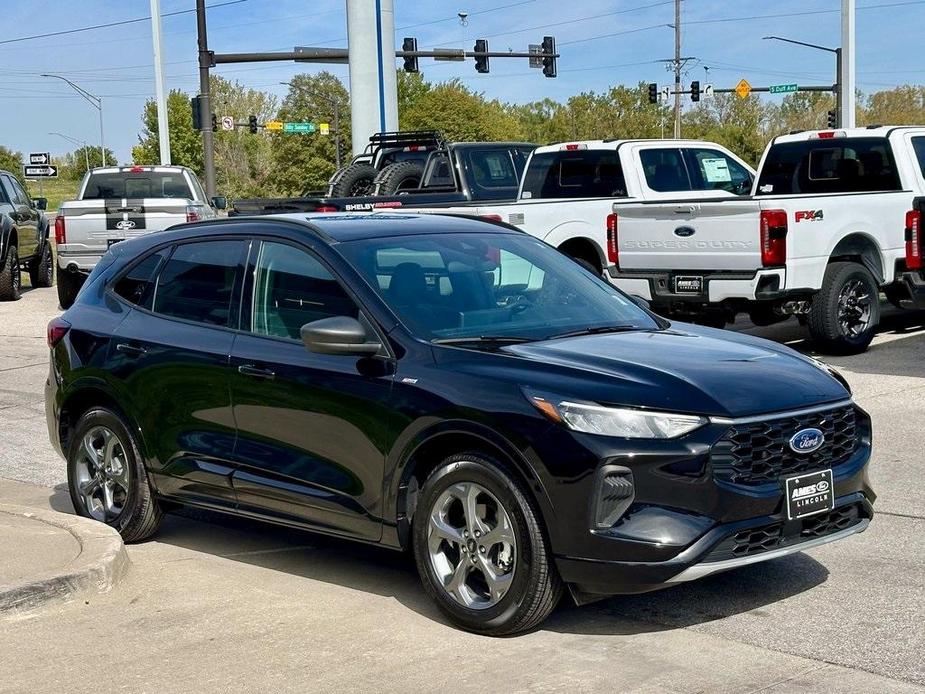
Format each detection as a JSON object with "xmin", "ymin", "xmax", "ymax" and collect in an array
[{"xmin": 367, "ymin": 130, "xmax": 444, "ymax": 150}]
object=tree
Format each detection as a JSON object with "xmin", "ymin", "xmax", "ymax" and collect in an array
[
  {"xmin": 397, "ymin": 70, "xmax": 431, "ymax": 123},
  {"xmin": 132, "ymin": 89, "xmax": 203, "ymax": 172},
  {"xmin": 59, "ymin": 146, "xmax": 117, "ymax": 180},
  {"xmin": 860, "ymin": 85, "xmax": 925, "ymax": 126},
  {"xmin": 768, "ymin": 92, "xmax": 835, "ymax": 135},
  {"xmin": 271, "ymin": 72, "xmax": 350, "ymax": 195},
  {"xmin": 401, "ymin": 79, "xmax": 523, "ymax": 141},
  {"xmin": 682, "ymin": 93, "xmax": 771, "ymax": 166},
  {"xmin": 0, "ymin": 146, "xmax": 24, "ymax": 184}
]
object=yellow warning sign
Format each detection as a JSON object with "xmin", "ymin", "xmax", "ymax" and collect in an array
[
  {"xmin": 265, "ymin": 120, "xmax": 284, "ymax": 131},
  {"xmin": 319, "ymin": 122, "xmax": 330, "ymax": 135},
  {"xmin": 735, "ymin": 79, "xmax": 752, "ymax": 99}
]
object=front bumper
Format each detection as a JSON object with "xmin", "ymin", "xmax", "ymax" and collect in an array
[
  {"xmin": 607, "ymin": 266, "xmax": 809, "ymax": 305},
  {"xmin": 900, "ymin": 271, "xmax": 925, "ymax": 309}
]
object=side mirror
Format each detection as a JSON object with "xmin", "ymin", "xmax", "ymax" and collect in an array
[
  {"xmin": 34, "ymin": 197, "xmax": 48, "ymax": 211},
  {"xmin": 301, "ymin": 316, "xmax": 382, "ymax": 356},
  {"xmin": 630, "ymin": 294, "xmax": 651, "ymax": 311},
  {"xmin": 211, "ymin": 195, "xmax": 227, "ymax": 210}
]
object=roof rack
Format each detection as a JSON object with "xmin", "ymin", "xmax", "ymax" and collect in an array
[{"xmin": 366, "ymin": 130, "xmax": 444, "ymax": 150}]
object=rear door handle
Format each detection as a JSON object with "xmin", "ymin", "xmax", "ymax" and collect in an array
[
  {"xmin": 237, "ymin": 364, "xmax": 276, "ymax": 380},
  {"xmin": 116, "ymin": 343, "xmax": 147, "ymax": 357}
]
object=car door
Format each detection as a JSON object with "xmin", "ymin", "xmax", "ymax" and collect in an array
[
  {"xmin": 229, "ymin": 237, "xmax": 394, "ymax": 541},
  {"xmin": 2, "ymin": 174, "xmax": 38, "ymax": 259},
  {"xmin": 109, "ymin": 238, "xmax": 247, "ymax": 508}
]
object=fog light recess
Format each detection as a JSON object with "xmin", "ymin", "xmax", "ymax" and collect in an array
[{"xmin": 593, "ymin": 466, "xmax": 635, "ymax": 530}]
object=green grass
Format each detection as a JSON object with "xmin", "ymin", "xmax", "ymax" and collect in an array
[{"xmin": 25, "ymin": 178, "xmax": 81, "ymax": 212}]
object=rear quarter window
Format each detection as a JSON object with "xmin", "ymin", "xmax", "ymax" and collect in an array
[
  {"xmin": 521, "ymin": 150, "xmax": 627, "ymax": 199},
  {"xmin": 756, "ymin": 137, "xmax": 901, "ymax": 195}
]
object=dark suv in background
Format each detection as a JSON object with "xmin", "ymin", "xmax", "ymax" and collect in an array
[
  {"xmin": 0, "ymin": 169, "xmax": 53, "ymax": 300},
  {"xmin": 46, "ymin": 213, "xmax": 874, "ymax": 635}
]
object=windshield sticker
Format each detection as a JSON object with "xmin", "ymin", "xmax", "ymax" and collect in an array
[{"xmin": 701, "ymin": 158, "xmax": 732, "ymax": 183}]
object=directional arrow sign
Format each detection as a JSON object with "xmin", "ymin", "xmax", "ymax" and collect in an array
[
  {"xmin": 283, "ymin": 122, "xmax": 316, "ymax": 134},
  {"xmin": 735, "ymin": 78, "xmax": 752, "ymax": 99},
  {"xmin": 29, "ymin": 152, "xmax": 50, "ymax": 165},
  {"xmin": 769, "ymin": 83, "xmax": 799, "ymax": 94},
  {"xmin": 220, "ymin": 116, "xmax": 235, "ymax": 131},
  {"xmin": 23, "ymin": 165, "xmax": 58, "ymax": 178}
]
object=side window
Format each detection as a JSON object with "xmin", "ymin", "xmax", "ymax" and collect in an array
[
  {"xmin": 911, "ymin": 137, "xmax": 925, "ymax": 179},
  {"xmin": 686, "ymin": 149, "xmax": 753, "ymax": 194},
  {"xmin": 2, "ymin": 175, "xmax": 25, "ymax": 205},
  {"xmin": 466, "ymin": 150, "xmax": 519, "ymax": 189},
  {"xmin": 639, "ymin": 149, "xmax": 692, "ymax": 192},
  {"xmin": 112, "ymin": 248, "xmax": 170, "ymax": 309},
  {"xmin": 422, "ymin": 154, "xmax": 455, "ymax": 189},
  {"xmin": 251, "ymin": 242, "xmax": 359, "ymax": 341},
  {"xmin": 152, "ymin": 240, "xmax": 245, "ymax": 327},
  {"xmin": 9, "ymin": 178, "xmax": 31, "ymax": 206}
]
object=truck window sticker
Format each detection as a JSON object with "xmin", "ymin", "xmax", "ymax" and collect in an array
[{"xmin": 701, "ymin": 158, "xmax": 732, "ymax": 183}]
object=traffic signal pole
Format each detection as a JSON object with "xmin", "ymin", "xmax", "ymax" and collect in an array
[{"xmin": 196, "ymin": 0, "xmax": 217, "ymax": 198}]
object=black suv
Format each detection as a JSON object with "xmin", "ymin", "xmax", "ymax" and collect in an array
[
  {"xmin": 0, "ymin": 170, "xmax": 53, "ymax": 300},
  {"xmin": 46, "ymin": 213, "xmax": 874, "ymax": 635}
]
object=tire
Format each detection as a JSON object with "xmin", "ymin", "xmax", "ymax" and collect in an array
[
  {"xmin": 808, "ymin": 261, "xmax": 880, "ymax": 355},
  {"xmin": 28, "ymin": 240, "xmax": 54, "ymax": 288},
  {"xmin": 412, "ymin": 453, "xmax": 563, "ymax": 636},
  {"xmin": 66, "ymin": 407, "xmax": 163, "ymax": 542},
  {"xmin": 57, "ymin": 268, "xmax": 84, "ymax": 309},
  {"xmin": 0, "ymin": 243, "xmax": 21, "ymax": 301},
  {"xmin": 372, "ymin": 161, "xmax": 424, "ymax": 195},
  {"xmin": 328, "ymin": 162, "xmax": 378, "ymax": 197}
]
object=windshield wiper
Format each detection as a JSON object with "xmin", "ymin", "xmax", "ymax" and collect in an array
[
  {"xmin": 547, "ymin": 325, "xmax": 642, "ymax": 340},
  {"xmin": 432, "ymin": 335, "xmax": 536, "ymax": 346}
]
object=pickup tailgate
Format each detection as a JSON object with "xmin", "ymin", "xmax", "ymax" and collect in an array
[
  {"xmin": 60, "ymin": 198, "xmax": 193, "ymax": 253},
  {"xmin": 615, "ymin": 200, "xmax": 763, "ymax": 271}
]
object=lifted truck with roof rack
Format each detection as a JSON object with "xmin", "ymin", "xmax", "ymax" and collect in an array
[{"xmin": 608, "ymin": 126, "xmax": 925, "ymax": 353}]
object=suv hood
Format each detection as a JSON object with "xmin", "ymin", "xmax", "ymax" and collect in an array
[{"xmin": 497, "ymin": 324, "xmax": 849, "ymax": 418}]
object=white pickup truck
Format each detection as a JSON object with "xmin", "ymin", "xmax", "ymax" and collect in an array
[
  {"xmin": 55, "ymin": 165, "xmax": 224, "ymax": 308},
  {"xmin": 415, "ymin": 139, "xmax": 756, "ymax": 274},
  {"xmin": 610, "ymin": 126, "xmax": 925, "ymax": 354}
]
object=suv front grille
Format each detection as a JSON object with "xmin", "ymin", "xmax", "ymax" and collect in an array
[{"xmin": 710, "ymin": 404, "xmax": 857, "ymax": 486}]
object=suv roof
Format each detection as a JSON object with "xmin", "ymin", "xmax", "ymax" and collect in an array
[
  {"xmin": 270, "ymin": 212, "xmax": 519, "ymax": 242},
  {"xmin": 531, "ymin": 139, "xmax": 732, "ymax": 154},
  {"xmin": 773, "ymin": 126, "xmax": 925, "ymax": 144}
]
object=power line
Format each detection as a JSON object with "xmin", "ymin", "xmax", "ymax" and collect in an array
[{"xmin": 480, "ymin": 0, "xmax": 675, "ymax": 40}]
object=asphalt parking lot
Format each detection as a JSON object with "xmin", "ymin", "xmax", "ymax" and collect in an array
[{"xmin": 1, "ymin": 285, "xmax": 923, "ymax": 692}]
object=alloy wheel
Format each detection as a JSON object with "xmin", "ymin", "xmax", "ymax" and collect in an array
[
  {"xmin": 836, "ymin": 278, "xmax": 873, "ymax": 338},
  {"xmin": 427, "ymin": 480, "xmax": 516, "ymax": 610},
  {"xmin": 74, "ymin": 426, "xmax": 130, "ymax": 522},
  {"xmin": 11, "ymin": 248, "xmax": 20, "ymax": 293}
]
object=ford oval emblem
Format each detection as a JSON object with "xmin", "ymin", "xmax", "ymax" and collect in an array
[
  {"xmin": 789, "ymin": 428, "xmax": 824, "ymax": 454},
  {"xmin": 674, "ymin": 226, "xmax": 695, "ymax": 238},
  {"xmin": 115, "ymin": 220, "xmax": 136, "ymax": 230}
]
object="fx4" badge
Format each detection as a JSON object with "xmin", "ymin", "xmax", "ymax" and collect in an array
[{"xmin": 795, "ymin": 210, "xmax": 824, "ymax": 223}]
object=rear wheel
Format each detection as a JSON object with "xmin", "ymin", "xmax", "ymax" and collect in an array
[
  {"xmin": 28, "ymin": 240, "xmax": 54, "ymax": 288},
  {"xmin": 67, "ymin": 408, "xmax": 162, "ymax": 542},
  {"xmin": 808, "ymin": 261, "xmax": 879, "ymax": 355},
  {"xmin": 372, "ymin": 161, "xmax": 424, "ymax": 195},
  {"xmin": 56, "ymin": 268, "xmax": 84, "ymax": 309},
  {"xmin": 328, "ymin": 162, "xmax": 378, "ymax": 197},
  {"xmin": 0, "ymin": 244, "xmax": 21, "ymax": 301},
  {"xmin": 413, "ymin": 453, "xmax": 562, "ymax": 636}
]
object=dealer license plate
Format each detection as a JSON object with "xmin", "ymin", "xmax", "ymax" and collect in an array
[
  {"xmin": 784, "ymin": 469, "xmax": 834, "ymax": 520},
  {"xmin": 674, "ymin": 275, "xmax": 703, "ymax": 294}
]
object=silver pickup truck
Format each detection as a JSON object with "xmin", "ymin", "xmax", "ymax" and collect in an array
[{"xmin": 55, "ymin": 166, "xmax": 224, "ymax": 308}]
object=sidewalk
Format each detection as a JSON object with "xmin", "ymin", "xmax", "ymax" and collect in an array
[{"xmin": 0, "ymin": 479, "xmax": 129, "ymax": 612}]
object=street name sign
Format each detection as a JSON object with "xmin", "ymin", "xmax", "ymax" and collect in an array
[
  {"xmin": 23, "ymin": 165, "xmax": 58, "ymax": 178},
  {"xmin": 769, "ymin": 83, "xmax": 799, "ymax": 94},
  {"xmin": 283, "ymin": 122, "xmax": 317, "ymax": 134},
  {"xmin": 29, "ymin": 152, "xmax": 50, "ymax": 165}
]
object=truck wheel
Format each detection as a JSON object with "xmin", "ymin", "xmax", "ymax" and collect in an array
[
  {"xmin": 57, "ymin": 268, "xmax": 84, "ymax": 309},
  {"xmin": 28, "ymin": 241, "xmax": 54, "ymax": 288},
  {"xmin": 329, "ymin": 162, "xmax": 377, "ymax": 197},
  {"xmin": 413, "ymin": 453, "xmax": 563, "ymax": 636},
  {"xmin": 0, "ymin": 244, "xmax": 21, "ymax": 301},
  {"xmin": 373, "ymin": 161, "xmax": 424, "ymax": 195},
  {"xmin": 808, "ymin": 261, "xmax": 880, "ymax": 355}
]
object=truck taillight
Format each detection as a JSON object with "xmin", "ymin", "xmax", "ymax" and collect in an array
[
  {"xmin": 480, "ymin": 214, "xmax": 503, "ymax": 222},
  {"xmin": 186, "ymin": 206, "xmax": 202, "ymax": 223},
  {"xmin": 315, "ymin": 205, "xmax": 338, "ymax": 213},
  {"xmin": 54, "ymin": 215, "xmax": 66, "ymax": 244},
  {"xmin": 906, "ymin": 209, "xmax": 923, "ymax": 270},
  {"xmin": 47, "ymin": 317, "xmax": 70, "ymax": 347},
  {"xmin": 606, "ymin": 213, "xmax": 619, "ymax": 265},
  {"xmin": 760, "ymin": 209, "xmax": 787, "ymax": 266}
]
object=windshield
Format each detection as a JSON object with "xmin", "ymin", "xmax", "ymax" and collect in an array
[{"xmin": 338, "ymin": 231, "xmax": 658, "ymax": 342}]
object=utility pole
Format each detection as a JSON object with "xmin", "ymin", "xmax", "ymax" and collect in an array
[
  {"xmin": 196, "ymin": 0, "xmax": 217, "ymax": 197},
  {"xmin": 840, "ymin": 0, "xmax": 856, "ymax": 127},
  {"xmin": 673, "ymin": 0, "xmax": 681, "ymax": 138},
  {"xmin": 150, "ymin": 0, "xmax": 171, "ymax": 164}
]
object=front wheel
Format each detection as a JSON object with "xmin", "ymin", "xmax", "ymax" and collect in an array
[
  {"xmin": 66, "ymin": 408, "xmax": 163, "ymax": 542},
  {"xmin": 413, "ymin": 453, "xmax": 562, "ymax": 635},
  {"xmin": 0, "ymin": 244, "xmax": 21, "ymax": 301},
  {"xmin": 808, "ymin": 261, "xmax": 879, "ymax": 355}
]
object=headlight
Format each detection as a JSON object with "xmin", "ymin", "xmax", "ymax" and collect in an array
[{"xmin": 525, "ymin": 390, "xmax": 706, "ymax": 439}]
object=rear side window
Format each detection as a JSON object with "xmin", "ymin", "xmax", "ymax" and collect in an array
[
  {"xmin": 82, "ymin": 172, "xmax": 193, "ymax": 199},
  {"xmin": 465, "ymin": 149, "xmax": 519, "ymax": 190},
  {"xmin": 684, "ymin": 149, "xmax": 753, "ymax": 194},
  {"xmin": 756, "ymin": 137, "xmax": 901, "ymax": 195},
  {"xmin": 422, "ymin": 154, "xmax": 455, "ymax": 189},
  {"xmin": 152, "ymin": 240, "xmax": 246, "ymax": 327},
  {"xmin": 521, "ymin": 150, "xmax": 627, "ymax": 199},
  {"xmin": 112, "ymin": 248, "xmax": 170, "ymax": 310},
  {"xmin": 640, "ymin": 148, "xmax": 691, "ymax": 192},
  {"xmin": 911, "ymin": 137, "xmax": 925, "ymax": 179}
]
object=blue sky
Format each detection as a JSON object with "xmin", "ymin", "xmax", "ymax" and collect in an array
[{"xmin": 2, "ymin": 0, "xmax": 922, "ymax": 164}]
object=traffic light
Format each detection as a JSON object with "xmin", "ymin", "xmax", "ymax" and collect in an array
[
  {"xmin": 827, "ymin": 109, "xmax": 838, "ymax": 128},
  {"xmin": 248, "ymin": 115, "xmax": 258, "ymax": 134},
  {"xmin": 191, "ymin": 96, "xmax": 202, "ymax": 130},
  {"xmin": 211, "ymin": 113, "xmax": 217, "ymax": 131},
  {"xmin": 402, "ymin": 37, "xmax": 419, "ymax": 73},
  {"xmin": 690, "ymin": 80, "xmax": 701, "ymax": 102},
  {"xmin": 647, "ymin": 83, "xmax": 658, "ymax": 105},
  {"xmin": 541, "ymin": 35, "xmax": 556, "ymax": 78},
  {"xmin": 474, "ymin": 39, "xmax": 489, "ymax": 74}
]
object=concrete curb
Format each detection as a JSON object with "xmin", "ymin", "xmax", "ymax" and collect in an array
[{"xmin": 0, "ymin": 504, "xmax": 130, "ymax": 613}]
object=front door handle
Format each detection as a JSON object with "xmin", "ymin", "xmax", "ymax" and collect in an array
[
  {"xmin": 115, "ymin": 342, "xmax": 147, "ymax": 357},
  {"xmin": 237, "ymin": 364, "xmax": 276, "ymax": 380}
]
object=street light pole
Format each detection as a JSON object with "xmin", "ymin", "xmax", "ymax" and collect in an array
[
  {"xmin": 50, "ymin": 132, "xmax": 91, "ymax": 172},
  {"xmin": 280, "ymin": 82, "xmax": 343, "ymax": 169},
  {"xmin": 41, "ymin": 74, "xmax": 106, "ymax": 166},
  {"xmin": 150, "ymin": 0, "xmax": 172, "ymax": 164},
  {"xmin": 762, "ymin": 36, "xmax": 841, "ymax": 126}
]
